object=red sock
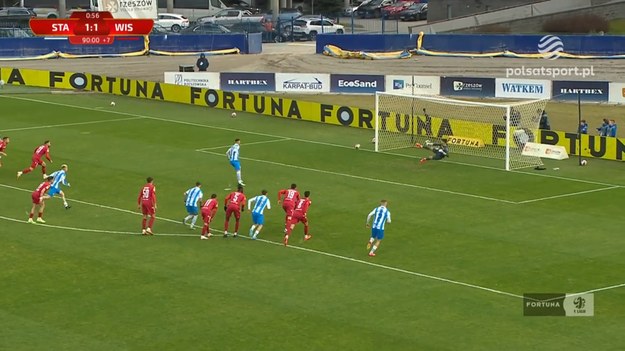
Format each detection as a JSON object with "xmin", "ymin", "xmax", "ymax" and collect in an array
[
  {"xmin": 38, "ymin": 212, "xmax": 43, "ymax": 218},
  {"xmin": 29, "ymin": 213, "xmax": 34, "ymax": 219},
  {"xmin": 304, "ymin": 225, "xmax": 309, "ymax": 235},
  {"xmin": 224, "ymin": 220, "xmax": 229, "ymax": 231},
  {"xmin": 41, "ymin": 166, "xmax": 47, "ymax": 174},
  {"xmin": 22, "ymin": 168, "xmax": 31, "ymax": 174},
  {"xmin": 148, "ymin": 216, "xmax": 155, "ymax": 228},
  {"xmin": 142, "ymin": 218, "xmax": 147, "ymax": 229},
  {"xmin": 234, "ymin": 220, "xmax": 240, "ymax": 232},
  {"xmin": 202, "ymin": 223, "xmax": 208, "ymax": 235}
]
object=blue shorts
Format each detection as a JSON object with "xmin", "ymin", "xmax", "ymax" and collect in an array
[
  {"xmin": 186, "ymin": 205, "xmax": 199, "ymax": 215},
  {"xmin": 48, "ymin": 187, "xmax": 62, "ymax": 196},
  {"xmin": 252, "ymin": 212, "xmax": 264, "ymax": 225},
  {"xmin": 371, "ymin": 228, "xmax": 384, "ymax": 240},
  {"xmin": 230, "ymin": 160, "xmax": 241, "ymax": 171}
]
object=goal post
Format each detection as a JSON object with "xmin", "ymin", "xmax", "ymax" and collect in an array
[{"xmin": 374, "ymin": 92, "xmax": 549, "ymax": 170}]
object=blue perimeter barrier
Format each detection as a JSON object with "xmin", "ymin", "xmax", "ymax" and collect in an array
[
  {"xmin": 316, "ymin": 34, "xmax": 625, "ymax": 56},
  {"xmin": 0, "ymin": 33, "xmax": 260, "ymax": 58}
]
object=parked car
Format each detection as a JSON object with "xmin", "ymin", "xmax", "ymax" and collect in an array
[
  {"xmin": 344, "ymin": 0, "xmax": 371, "ymax": 17},
  {"xmin": 197, "ymin": 9, "xmax": 264, "ymax": 26},
  {"xmin": 356, "ymin": 0, "xmax": 393, "ymax": 18},
  {"xmin": 155, "ymin": 13, "xmax": 190, "ymax": 33},
  {"xmin": 262, "ymin": 9, "xmax": 302, "ymax": 22},
  {"xmin": 272, "ymin": 22, "xmax": 307, "ymax": 42},
  {"xmin": 296, "ymin": 15, "xmax": 337, "ymax": 24},
  {"xmin": 0, "ymin": 7, "xmax": 37, "ymax": 20},
  {"xmin": 181, "ymin": 23, "xmax": 231, "ymax": 34},
  {"xmin": 31, "ymin": 7, "xmax": 59, "ymax": 19},
  {"xmin": 222, "ymin": 0, "xmax": 261, "ymax": 14},
  {"xmin": 293, "ymin": 18, "xmax": 344, "ymax": 40},
  {"xmin": 382, "ymin": 1, "xmax": 413, "ymax": 19},
  {"xmin": 150, "ymin": 23, "xmax": 170, "ymax": 34},
  {"xmin": 229, "ymin": 21, "xmax": 296, "ymax": 43},
  {"xmin": 399, "ymin": 3, "xmax": 427, "ymax": 21}
]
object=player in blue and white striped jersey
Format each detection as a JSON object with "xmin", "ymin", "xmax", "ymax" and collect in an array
[
  {"xmin": 247, "ymin": 189, "xmax": 271, "ymax": 239},
  {"xmin": 226, "ymin": 139, "xmax": 245, "ymax": 186},
  {"xmin": 48, "ymin": 164, "xmax": 70, "ymax": 209},
  {"xmin": 183, "ymin": 182, "xmax": 203, "ymax": 229},
  {"xmin": 365, "ymin": 200, "xmax": 391, "ymax": 257}
]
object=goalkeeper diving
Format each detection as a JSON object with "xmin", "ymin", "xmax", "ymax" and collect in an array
[{"xmin": 415, "ymin": 138, "xmax": 449, "ymax": 164}]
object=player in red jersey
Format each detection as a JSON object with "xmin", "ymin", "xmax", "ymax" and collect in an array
[
  {"xmin": 28, "ymin": 175, "xmax": 53, "ymax": 224},
  {"xmin": 0, "ymin": 136, "xmax": 9, "ymax": 167},
  {"xmin": 277, "ymin": 183, "xmax": 300, "ymax": 232},
  {"xmin": 17, "ymin": 140, "xmax": 52, "ymax": 179},
  {"xmin": 137, "ymin": 177, "xmax": 157, "ymax": 235},
  {"xmin": 200, "ymin": 193, "xmax": 218, "ymax": 240},
  {"xmin": 224, "ymin": 185, "xmax": 246, "ymax": 237},
  {"xmin": 284, "ymin": 190, "xmax": 312, "ymax": 246}
]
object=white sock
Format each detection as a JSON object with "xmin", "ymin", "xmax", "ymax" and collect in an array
[
  {"xmin": 236, "ymin": 171, "xmax": 242, "ymax": 182},
  {"xmin": 190, "ymin": 215, "xmax": 197, "ymax": 227},
  {"xmin": 369, "ymin": 238, "xmax": 375, "ymax": 244},
  {"xmin": 370, "ymin": 245, "xmax": 378, "ymax": 254},
  {"xmin": 255, "ymin": 230, "xmax": 260, "ymax": 236},
  {"xmin": 184, "ymin": 215, "xmax": 192, "ymax": 223},
  {"xmin": 63, "ymin": 201, "xmax": 68, "ymax": 207}
]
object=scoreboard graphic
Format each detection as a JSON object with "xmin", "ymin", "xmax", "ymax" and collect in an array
[{"xmin": 29, "ymin": 11, "xmax": 153, "ymax": 45}]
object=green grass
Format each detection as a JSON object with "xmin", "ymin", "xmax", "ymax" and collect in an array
[{"xmin": 1, "ymin": 92, "xmax": 624, "ymax": 350}]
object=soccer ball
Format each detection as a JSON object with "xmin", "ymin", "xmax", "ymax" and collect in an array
[
  {"xmin": 110, "ymin": 101, "xmax": 116, "ymax": 106},
  {"xmin": 0, "ymin": 79, "xmax": 5, "ymax": 86},
  {"xmin": 371, "ymin": 137, "xmax": 377, "ymax": 144},
  {"xmin": 231, "ymin": 112, "xmax": 237, "ymax": 118},
  {"xmin": 354, "ymin": 144, "xmax": 361, "ymax": 149},
  {"xmin": 580, "ymin": 159, "xmax": 587, "ymax": 166}
]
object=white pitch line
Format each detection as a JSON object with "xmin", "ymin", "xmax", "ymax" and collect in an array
[
  {"xmin": 574, "ymin": 282, "xmax": 625, "ymax": 295},
  {"xmin": 3, "ymin": 95, "xmax": 623, "ymax": 189},
  {"xmin": 0, "ymin": 116, "xmax": 145, "ymax": 132},
  {"xmin": 197, "ymin": 150, "xmax": 516, "ymax": 204},
  {"xmin": 516, "ymin": 186, "xmax": 621, "ymax": 204},
  {"xmin": 196, "ymin": 138, "xmax": 292, "ymax": 151},
  {"xmin": 0, "ymin": 182, "xmax": 524, "ymax": 300}
]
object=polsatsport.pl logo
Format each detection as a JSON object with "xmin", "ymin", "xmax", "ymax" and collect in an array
[
  {"xmin": 505, "ymin": 66, "xmax": 595, "ymax": 78},
  {"xmin": 538, "ymin": 35, "xmax": 564, "ymax": 60}
]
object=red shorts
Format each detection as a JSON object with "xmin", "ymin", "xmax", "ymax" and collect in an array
[
  {"xmin": 225, "ymin": 205, "xmax": 241, "ymax": 220},
  {"xmin": 282, "ymin": 202, "xmax": 295, "ymax": 215},
  {"xmin": 31, "ymin": 193, "xmax": 43, "ymax": 205},
  {"xmin": 202, "ymin": 209, "xmax": 217, "ymax": 224},
  {"xmin": 30, "ymin": 157, "xmax": 44, "ymax": 169},
  {"xmin": 141, "ymin": 202, "xmax": 155, "ymax": 216},
  {"xmin": 289, "ymin": 214, "xmax": 307, "ymax": 226}
]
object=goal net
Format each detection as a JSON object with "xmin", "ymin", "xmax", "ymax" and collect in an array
[{"xmin": 374, "ymin": 92, "xmax": 548, "ymax": 170}]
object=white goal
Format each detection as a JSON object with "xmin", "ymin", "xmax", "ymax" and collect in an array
[{"xmin": 374, "ymin": 92, "xmax": 548, "ymax": 170}]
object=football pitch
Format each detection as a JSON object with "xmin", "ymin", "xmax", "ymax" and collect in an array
[{"xmin": 1, "ymin": 92, "xmax": 624, "ymax": 350}]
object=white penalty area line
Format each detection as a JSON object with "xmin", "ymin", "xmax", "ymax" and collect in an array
[
  {"xmin": 0, "ymin": 182, "xmax": 524, "ymax": 301},
  {"xmin": 516, "ymin": 186, "xmax": 621, "ymax": 204},
  {"xmin": 195, "ymin": 138, "xmax": 292, "ymax": 151},
  {"xmin": 3, "ymin": 95, "xmax": 623, "ymax": 190},
  {"xmin": 196, "ymin": 149, "xmax": 516, "ymax": 204}
]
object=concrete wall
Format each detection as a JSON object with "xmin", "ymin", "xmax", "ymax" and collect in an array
[{"xmin": 428, "ymin": 0, "xmax": 544, "ymax": 22}]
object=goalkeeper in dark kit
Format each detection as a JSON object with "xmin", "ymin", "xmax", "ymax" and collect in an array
[{"xmin": 415, "ymin": 138, "xmax": 449, "ymax": 164}]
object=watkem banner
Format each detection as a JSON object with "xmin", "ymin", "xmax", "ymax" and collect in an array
[
  {"xmin": 608, "ymin": 82, "xmax": 625, "ymax": 104},
  {"xmin": 220, "ymin": 72, "xmax": 275, "ymax": 92},
  {"xmin": 330, "ymin": 74, "xmax": 384, "ymax": 94},
  {"xmin": 384, "ymin": 75, "xmax": 439, "ymax": 95},
  {"xmin": 440, "ymin": 77, "xmax": 495, "ymax": 98},
  {"xmin": 164, "ymin": 72, "xmax": 220, "ymax": 90},
  {"xmin": 495, "ymin": 78, "xmax": 551, "ymax": 99},
  {"xmin": 275, "ymin": 73, "xmax": 330, "ymax": 93},
  {"xmin": 552, "ymin": 80, "xmax": 609, "ymax": 102}
]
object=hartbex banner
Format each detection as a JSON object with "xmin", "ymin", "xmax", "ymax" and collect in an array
[
  {"xmin": 2, "ymin": 66, "xmax": 624, "ymax": 161},
  {"xmin": 441, "ymin": 77, "xmax": 496, "ymax": 98},
  {"xmin": 330, "ymin": 74, "xmax": 384, "ymax": 94},
  {"xmin": 552, "ymin": 80, "xmax": 609, "ymax": 102},
  {"xmin": 220, "ymin": 72, "xmax": 276, "ymax": 92},
  {"xmin": 495, "ymin": 78, "xmax": 551, "ymax": 99},
  {"xmin": 384, "ymin": 75, "xmax": 439, "ymax": 95},
  {"xmin": 164, "ymin": 72, "xmax": 220, "ymax": 89}
]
